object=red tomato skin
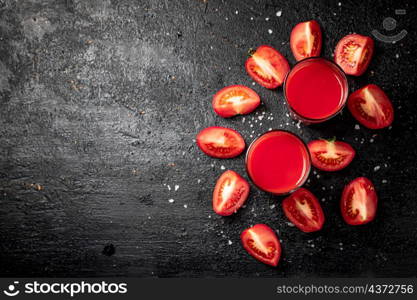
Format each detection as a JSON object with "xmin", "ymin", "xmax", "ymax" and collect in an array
[
  {"xmin": 290, "ymin": 20, "xmax": 322, "ymax": 61},
  {"xmin": 245, "ymin": 45, "xmax": 290, "ymax": 89},
  {"xmin": 196, "ymin": 126, "xmax": 245, "ymax": 158},
  {"xmin": 212, "ymin": 85, "xmax": 260, "ymax": 118},
  {"xmin": 212, "ymin": 170, "xmax": 250, "ymax": 216},
  {"xmin": 334, "ymin": 34, "xmax": 374, "ymax": 76},
  {"xmin": 282, "ymin": 188, "xmax": 325, "ymax": 233},
  {"xmin": 341, "ymin": 177, "xmax": 378, "ymax": 225},
  {"xmin": 241, "ymin": 224, "xmax": 281, "ymax": 266},
  {"xmin": 308, "ymin": 140, "xmax": 356, "ymax": 172},
  {"xmin": 348, "ymin": 84, "xmax": 394, "ymax": 129}
]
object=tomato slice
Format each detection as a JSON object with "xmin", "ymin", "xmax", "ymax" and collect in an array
[
  {"xmin": 348, "ymin": 84, "xmax": 394, "ymax": 129},
  {"xmin": 334, "ymin": 34, "xmax": 374, "ymax": 76},
  {"xmin": 341, "ymin": 177, "xmax": 378, "ymax": 225},
  {"xmin": 290, "ymin": 20, "xmax": 322, "ymax": 61},
  {"xmin": 245, "ymin": 45, "xmax": 290, "ymax": 89},
  {"xmin": 196, "ymin": 126, "xmax": 245, "ymax": 158},
  {"xmin": 282, "ymin": 188, "xmax": 325, "ymax": 233},
  {"xmin": 308, "ymin": 139, "xmax": 355, "ymax": 171},
  {"xmin": 241, "ymin": 224, "xmax": 281, "ymax": 266},
  {"xmin": 212, "ymin": 170, "xmax": 250, "ymax": 216},
  {"xmin": 212, "ymin": 85, "xmax": 260, "ymax": 118}
]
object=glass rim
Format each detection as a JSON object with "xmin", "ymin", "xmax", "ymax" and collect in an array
[
  {"xmin": 283, "ymin": 57, "xmax": 349, "ymax": 123},
  {"xmin": 245, "ymin": 129, "xmax": 311, "ymax": 196}
]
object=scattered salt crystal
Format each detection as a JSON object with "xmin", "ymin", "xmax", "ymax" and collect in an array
[
  {"xmin": 370, "ymin": 138, "xmax": 374, "ymax": 143},
  {"xmin": 235, "ymin": 10, "xmax": 238, "ymax": 14},
  {"xmin": 322, "ymin": 187, "xmax": 326, "ymax": 190},
  {"xmin": 276, "ymin": 10, "xmax": 282, "ymax": 17},
  {"xmin": 268, "ymin": 29, "xmax": 273, "ymax": 34},
  {"xmin": 374, "ymin": 165, "xmax": 381, "ymax": 172},
  {"xmin": 270, "ymin": 204, "xmax": 276, "ymax": 209},
  {"xmin": 252, "ymin": 82, "xmax": 256, "ymax": 85},
  {"xmin": 175, "ymin": 185, "xmax": 179, "ymax": 191},
  {"xmin": 268, "ymin": 128, "xmax": 272, "ymax": 131},
  {"xmin": 287, "ymin": 222, "xmax": 295, "ymax": 227},
  {"xmin": 258, "ymin": 115, "xmax": 264, "ymax": 121},
  {"xmin": 382, "ymin": 179, "xmax": 388, "ymax": 184},
  {"xmin": 355, "ymin": 124, "xmax": 360, "ymax": 130},
  {"xmin": 321, "ymin": 198, "xmax": 326, "ymax": 202},
  {"xmin": 338, "ymin": 2, "xmax": 342, "ymax": 6},
  {"xmin": 317, "ymin": 174, "xmax": 321, "ymax": 178},
  {"xmin": 242, "ymin": 117, "xmax": 245, "ymax": 123},
  {"xmin": 167, "ymin": 185, "xmax": 171, "ymax": 191},
  {"xmin": 168, "ymin": 199, "xmax": 174, "ymax": 203},
  {"xmin": 184, "ymin": 204, "xmax": 188, "ymax": 208},
  {"xmin": 395, "ymin": 54, "xmax": 400, "ymax": 59},
  {"xmin": 259, "ymin": 123, "xmax": 262, "ymax": 126},
  {"xmin": 228, "ymin": 240, "xmax": 233, "ymax": 245},
  {"xmin": 250, "ymin": 17, "xmax": 254, "ymax": 21},
  {"xmin": 208, "ymin": 215, "xmax": 211, "ymax": 218},
  {"xmin": 265, "ymin": 17, "xmax": 269, "ymax": 21},
  {"xmin": 210, "ymin": 164, "xmax": 214, "ymax": 168},
  {"xmin": 225, "ymin": 17, "xmax": 228, "ymax": 21},
  {"xmin": 197, "ymin": 179, "xmax": 201, "ymax": 184},
  {"xmin": 220, "ymin": 165, "xmax": 225, "ymax": 170},
  {"xmin": 250, "ymin": 124, "xmax": 253, "ymax": 127}
]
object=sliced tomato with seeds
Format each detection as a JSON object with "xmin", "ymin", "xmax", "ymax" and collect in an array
[
  {"xmin": 348, "ymin": 84, "xmax": 394, "ymax": 129},
  {"xmin": 282, "ymin": 188, "xmax": 325, "ymax": 233},
  {"xmin": 241, "ymin": 224, "xmax": 281, "ymax": 266},
  {"xmin": 196, "ymin": 126, "xmax": 245, "ymax": 158},
  {"xmin": 334, "ymin": 34, "xmax": 374, "ymax": 76},
  {"xmin": 308, "ymin": 139, "xmax": 355, "ymax": 171},
  {"xmin": 212, "ymin": 170, "xmax": 250, "ymax": 216},
  {"xmin": 212, "ymin": 85, "xmax": 261, "ymax": 118},
  {"xmin": 290, "ymin": 20, "xmax": 322, "ymax": 61},
  {"xmin": 245, "ymin": 45, "xmax": 290, "ymax": 89},
  {"xmin": 341, "ymin": 177, "xmax": 378, "ymax": 225}
]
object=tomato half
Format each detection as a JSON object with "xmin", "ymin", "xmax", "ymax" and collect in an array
[
  {"xmin": 341, "ymin": 177, "xmax": 378, "ymax": 225},
  {"xmin": 282, "ymin": 188, "xmax": 325, "ymax": 233},
  {"xmin": 290, "ymin": 20, "xmax": 322, "ymax": 61},
  {"xmin": 334, "ymin": 34, "xmax": 374, "ymax": 76},
  {"xmin": 196, "ymin": 126, "xmax": 245, "ymax": 158},
  {"xmin": 245, "ymin": 45, "xmax": 290, "ymax": 89},
  {"xmin": 348, "ymin": 84, "xmax": 394, "ymax": 129},
  {"xmin": 212, "ymin": 170, "xmax": 250, "ymax": 216},
  {"xmin": 212, "ymin": 85, "xmax": 260, "ymax": 118},
  {"xmin": 241, "ymin": 224, "xmax": 281, "ymax": 266},
  {"xmin": 308, "ymin": 139, "xmax": 355, "ymax": 171}
]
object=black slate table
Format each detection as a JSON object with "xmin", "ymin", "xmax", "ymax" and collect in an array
[{"xmin": 1, "ymin": 0, "xmax": 416, "ymax": 277}]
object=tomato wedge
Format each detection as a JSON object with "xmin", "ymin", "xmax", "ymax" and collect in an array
[
  {"xmin": 196, "ymin": 126, "xmax": 245, "ymax": 158},
  {"xmin": 282, "ymin": 188, "xmax": 325, "ymax": 233},
  {"xmin": 341, "ymin": 177, "xmax": 378, "ymax": 225},
  {"xmin": 308, "ymin": 139, "xmax": 355, "ymax": 171},
  {"xmin": 334, "ymin": 34, "xmax": 374, "ymax": 76},
  {"xmin": 212, "ymin": 85, "xmax": 260, "ymax": 118},
  {"xmin": 212, "ymin": 170, "xmax": 250, "ymax": 216},
  {"xmin": 241, "ymin": 224, "xmax": 281, "ymax": 266},
  {"xmin": 348, "ymin": 84, "xmax": 394, "ymax": 129},
  {"xmin": 245, "ymin": 45, "xmax": 290, "ymax": 89},
  {"xmin": 290, "ymin": 20, "xmax": 322, "ymax": 61}
]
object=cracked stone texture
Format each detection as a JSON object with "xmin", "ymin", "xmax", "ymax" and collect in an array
[{"xmin": 0, "ymin": 0, "xmax": 416, "ymax": 277}]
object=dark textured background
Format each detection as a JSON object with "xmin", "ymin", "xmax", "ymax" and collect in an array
[{"xmin": 0, "ymin": 0, "xmax": 416, "ymax": 277}]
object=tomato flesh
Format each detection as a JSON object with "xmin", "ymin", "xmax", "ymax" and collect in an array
[
  {"xmin": 245, "ymin": 45, "xmax": 290, "ymax": 89},
  {"xmin": 212, "ymin": 85, "xmax": 260, "ymax": 118},
  {"xmin": 241, "ymin": 224, "xmax": 281, "ymax": 266},
  {"xmin": 282, "ymin": 188, "xmax": 325, "ymax": 233},
  {"xmin": 334, "ymin": 34, "xmax": 374, "ymax": 76},
  {"xmin": 212, "ymin": 170, "xmax": 250, "ymax": 216},
  {"xmin": 290, "ymin": 20, "xmax": 322, "ymax": 61},
  {"xmin": 308, "ymin": 139, "xmax": 355, "ymax": 171},
  {"xmin": 348, "ymin": 84, "xmax": 394, "ymax": 129},
  {"xmin": 341, "ymin": 177, "xmax": 378, "ymax": 225},
  {"xmin": 196, "ymin": 126, "xmax": 245, "ymax": 158}
]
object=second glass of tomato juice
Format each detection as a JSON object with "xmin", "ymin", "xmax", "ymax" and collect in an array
[
  {"xmin": 245, "ymin": 130, "xmax": 311, "ymax": 195},
  {"xmin": 284, "ymin": 57, "xmax": 348, "ymax": 123}
]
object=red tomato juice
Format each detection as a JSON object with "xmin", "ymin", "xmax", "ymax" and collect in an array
[
  {"xmin": 284, "ymin": 58, "xmax": 348, "ymax": 121},
  {"xmin": 246, "ymin": 130, "xmax": 311, "ymax": 194}
]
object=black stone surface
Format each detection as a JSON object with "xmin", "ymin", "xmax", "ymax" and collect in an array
[{"xmin": 0, "ymin": 0, "xmax": 416, "ymax": 277}]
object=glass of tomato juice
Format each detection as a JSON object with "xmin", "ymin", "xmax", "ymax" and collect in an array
[
  {"xmin": 245, "ymin": 130, "xmax": 311, "ymax": 195},
  {"xmin": 283, "ymin": 57, "xmax": 348, "ymax": 123}
]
